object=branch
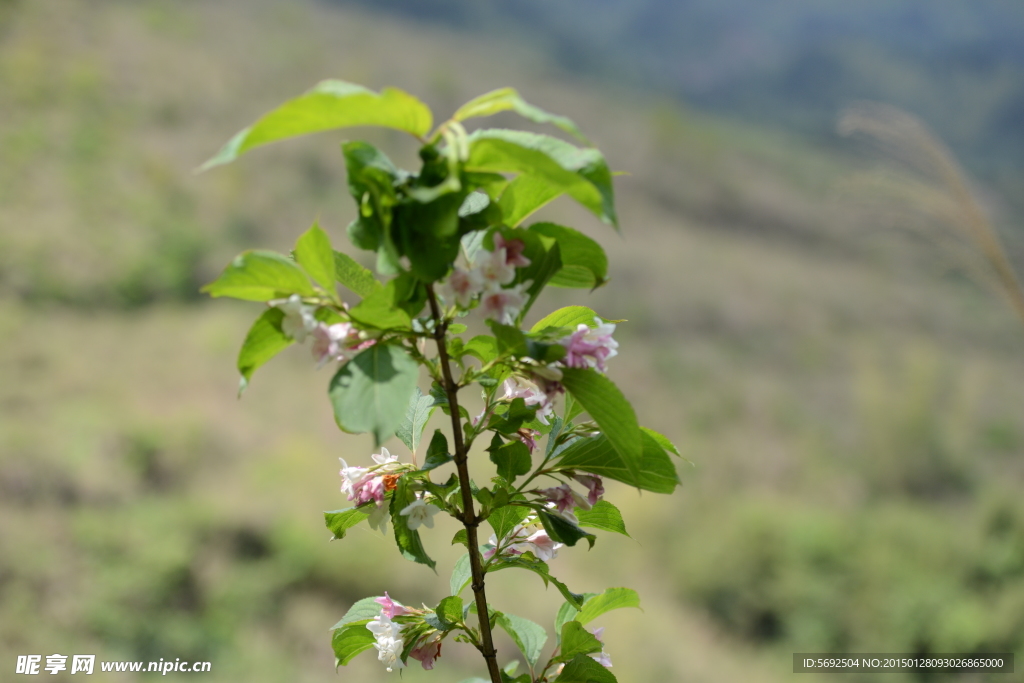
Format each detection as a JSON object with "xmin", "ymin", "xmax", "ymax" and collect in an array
[{"xmin": 426, "ymin": 285, "xmax": 503, "ymax": 683}]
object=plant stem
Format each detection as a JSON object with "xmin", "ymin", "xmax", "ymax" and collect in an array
[{"xmin": 426, "ymin": 285, "xmax": 503, "ymax": 683}]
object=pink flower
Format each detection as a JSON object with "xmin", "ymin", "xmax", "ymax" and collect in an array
[
  {"xmin": 589, "ymin": 627, "xmax": 612, "ymax": 668},
  {"xmin": 573, "ymin": 473, "xmax": 605, "ymax": 506},
  {"xmin": 409, "ymin": 634, "xmax": 442, "ymax": 670},
  {"xmin": 311, "ymin": 322, "xmax": 360, "ymax": 367},
  {"xmin": 540, "ymin": 484, "xmax": 576, "ymax": 514},
  {"xmin": 375, "ymin": 592, "xmax": 411, "ymax": 619},
  {"xmin": 493, "ymin": 233, "xmax": 531, "ymax": 268},
  {"xmin": 479, "ymin": 283, "xmax": 527, "ymax": 324},
  {"xmin": 502, "ymin": 376, "xmax": 555, "ymax": 425},
  {"xmin": 515, "ymin": 428, "xmax": 541, "ymax": 453},
  {"xmin": 539, "ymin": 484, "xmax": 592, "ymax": 514},
  {"xmin": 445, "ymin": 267, "xmax": 483, "ymax": 307},
  {"xmin": 561, "ymin": 318, "xmax": 619, "ymax": 373},
  {"xmin": 352, "ymin": 475, "xmax": 385, "ymax": 506}
]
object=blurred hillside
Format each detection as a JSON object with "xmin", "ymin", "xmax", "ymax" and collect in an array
[
  {"xmin": 332, "ymin": 0, "xmax": 1024, "ymax": 214},
  {"xmin": 1, "ymin": 0, "xmax": 1023, "ymax": 681}
]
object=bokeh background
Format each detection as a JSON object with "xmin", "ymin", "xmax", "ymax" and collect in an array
[{"xmin": 2, "ymin": 0, "xmax": 1023, "ymax": 681}]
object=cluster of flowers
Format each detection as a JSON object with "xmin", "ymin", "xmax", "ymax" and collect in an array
[
  {"xmin": 339, "ymin": 448, "xmax": 441, "ymax": 533},
  {"xmin": 270, "ymin": 294, "xmax": 375, "ymax": 367},
  {"xmin": 443, "ymin": 234, "xmax": 532, "ymax": 324},
  {"xmin": 367, "ymin": 593, "xmax": 442, "ymax": 672},
  {"xmin": 499, "ymin": 316, "xmax": 619, "ymax": 427},
  {"xmin": 481, "ymin": 472, "xmax": 603, "ymax": 562}
]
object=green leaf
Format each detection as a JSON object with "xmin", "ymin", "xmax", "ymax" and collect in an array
[
  {"xmin": 331, "ymin": 620, "xmax": 375, "ymax": 667},
  {"xmin": 530, "ymin": 223, "xmax": 608, "ymax": 289},
  {"xmin": 329, "ymin": 345, "xmax": 420, "ymax": 445},
  {"xmin": 200, "ymin": 80, "xmax": 432, "ymax": 170},
  {"xmin": 489, "ymin": 556, "xmax": 584, "ymax": 608},
  {"xmin": 423, "ymin": 429, "xmax": 453, "ymax": 470},
  {"xmin": 324, "ymin": 506, "xmax": 371, "ymax": 540},
  {"xmin": 498, "ymin": 173, "xmax": 568, "ymax": 227},
  {"xmin": 519, "ymin": 238, "xmax": 562, "ymax": 320},
  {"xmin": 395, "ymin": 192, "xmax": 467, "ymax": 282},
  {"xmin": 489, "ymin": 440, "xmax": 532, "ymax": 484},
  {"xmin": 554, "ymin": 654, "xmax": 618, "ymax": 683},
  {"xmin": 555, "ymin": 431, "xmax": 679, "ymax": 494},
  {"xmin": 347, "ymin": 278, "xmax": 414, "ymax": 330},
  {"xmin": 486, "ymin": 321, "xmax": 529, "ymax": 357},
  {"xmin": 334, "ymin": 251, "xmax": 381, "ymax": 298},
  {"xmin": 558, "ymin": 621, "xmax": 603, "ymax": 660},
  {"xmin": 641, "ymin": 426, "xmax": 682, "ymax": 457},
  {"xmin": 563, "ymin": 393, "xmax": 585, "ymax": 423},
  {"xmin": 341, "ymin": 141, "xmax": 402, "ymax": 268},
  {"xmin": 487, "ymin": 398, "xmax": 537, "ymax": 435},
  {"xmin": 576, "ymin": 587, "xmax": 641, "ymax": 626},
  {"xmin": 330, "ymin": 596, "xmax": 382, "ymax": 630},
  {"xmin": 294, "ymin": 222, "xmax": 337, "ymax": 292},
  {"xmin": 396, "ymin": 387, "xmax": 439, "ymax": 456},
  {"xmin": 553, "ymin": 594, "xmax": 596, "ymax": 639},
  {"xmin": 487, "ymin": 502, "xmax": 532, "ymax": 542},
  {"xmin": 575, "ymin": 501, "xmax": 629, "ymax": 537},
  {"xmin": 559, "ymin": 367, "xmax": 641, "ymax": 482},
  {"xmin": 531, "ymin": 306, "xmax": 599, "ymax": 334},
  {"xmin": 452, "ymin": 87, "xmax": 590, "ymax": 144},
  {"xmin": 435, "ymin": 595, "xmax": 464, "ymax": 629},
  {"xmin": 451, "ymin": 552, "xmax": 472, "ymax": 596},
  {"xmin": 389, "ymin": 475, "xmax": 435, "ymax": 570},
  {"xmin": 496, "ymin": 612, "xmax": 548, "ymax": 667},
  {"xmin": 464, "ymin": 335, "xmax": 499, "ymax": 364},
  {"xmin": 202, "ymin": 250, "xmax": 316, "ymax": 301},
  {"xmin": 236, "ymin": 308, "xmax": 293, "ymax": 395},
  {"xmin": 466, "ymin": 129, "xmax": 617, "ymax": 229},
  {"xmin": 451, "ymin": 529, "xmax": 469, "ymax": 548},
  {"xmin": 538, "ymin": 509, "xmax": 595, "ymax": 548},
  {"xmin": 503, "ymin": 662, "xmax": 527, "ymax": 682}
]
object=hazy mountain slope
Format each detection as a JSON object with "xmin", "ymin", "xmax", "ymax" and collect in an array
[
  {"xmin": 2, "ymin": 1, "xmax": 1023, "ymax": 682},
  {"xmin": 329, "ymin": 0, "xmax": 1024, "ymax": 185}
]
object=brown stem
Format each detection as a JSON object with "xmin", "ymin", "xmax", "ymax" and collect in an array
[{"xmin": 426, "ymin": 285, "xmax": 503, "ymax": 683}]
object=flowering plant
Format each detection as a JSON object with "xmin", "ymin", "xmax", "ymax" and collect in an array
[{"xmin": 201, "ymin": 82, "xmax": 680, "ymax": 683}]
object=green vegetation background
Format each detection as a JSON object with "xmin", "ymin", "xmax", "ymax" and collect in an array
[{"xmin": 1, "ymin": 0, "xmax": 1022, "ymax": 681}]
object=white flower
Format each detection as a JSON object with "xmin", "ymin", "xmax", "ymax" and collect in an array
[
  {"xmin": 338, "ymin": 458, "xmax": 370, "ymax": 498},
  {"xmin": 473, "ymin": 247, "xmax": 516, "ymax": 287},
  {"xmin": 502, "ymin": 376, "xmax": 555, "ymax": 425},
  {"xmin": 272, "ymin": 294, "xmax": 318, "ymax": 343},
  {"xmin": 399, "ymin": 498, "xmax": 441, "ymax": 530},
  {"xmin": 479, "ymin": 282, "xmax": 527, "ymax": 324},
  {"xmin": 515, "ymin": 529, "xmax": 563, "ymax": 561},
  {"xmin": 445, "ymin": 266, "xmax": 484, "ymax": 307},
  {"xmin": 367, "ymin": 612, "xmax": 405, "ymax": 672},
  {"xmin": 372, "ymin": 447, "xmax": 398, "ymax": 466},
  {"xmin": 367, "ymin": 611, "xmax": 402, "ymax": 641}
]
